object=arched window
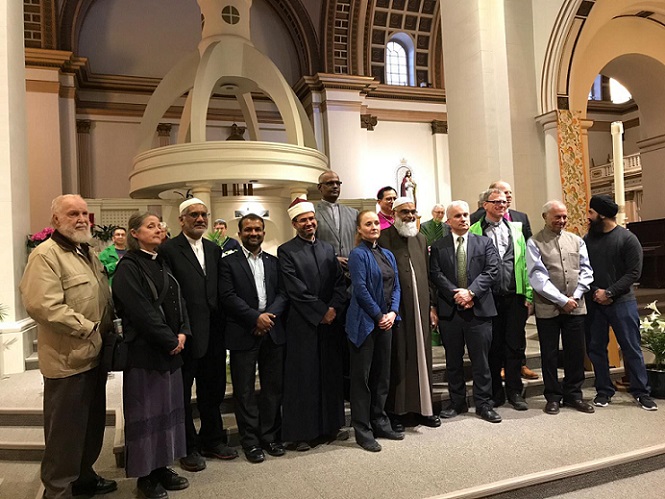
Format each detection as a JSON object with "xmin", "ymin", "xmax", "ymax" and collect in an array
[{"xmin": 385, "ymin": 33, "xmax": 415, "ymax": 86}]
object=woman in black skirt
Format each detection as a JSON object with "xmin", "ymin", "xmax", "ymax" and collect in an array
[{"xmin": 113, "ymin": 212, "xmax": 190, "ymax": 499}]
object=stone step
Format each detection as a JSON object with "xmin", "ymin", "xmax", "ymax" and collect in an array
[{"xmin": 24, "ymin": 353, "xmax": 39, "ymax": 371}]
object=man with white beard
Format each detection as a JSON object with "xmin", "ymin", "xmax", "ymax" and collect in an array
[
  {"xmin": 20, "ymin": 194, "xmax": 115, "ymax": 498},
  {"xmin": 377, "ymin": 197, "xmax": 441, "ymax": 431}
]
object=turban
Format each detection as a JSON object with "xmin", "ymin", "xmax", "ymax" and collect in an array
[
  {"xmin": 287, "ymin": 198, "xmax": 315, "ymax": 220},
  {"xmin": 590, "ymin": 194, "xmax": 618, "ymax": 218},
  {"xmin": 179, "ymin": 197, "xmax": 207, "ymax": 214}
]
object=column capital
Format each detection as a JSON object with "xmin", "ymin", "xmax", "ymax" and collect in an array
[
  {"xmin": 361, "ymin": 114, "xmax": 377, "ymax": 131},
  {"xmin": 156, "ymin": 123, "xmax": 172, "ymax": 137},
  {"xmin": 76, "ymin": 120, "xmax": 92, "ymax": 134},
  {"xmin": 431, "ymin": 120, "xmax": 448, "ymax": 134}
]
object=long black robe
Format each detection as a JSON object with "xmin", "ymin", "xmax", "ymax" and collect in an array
[
  {"xmin": 378, "ymin": 226, "xmax": 435, "ymax": 415},
  {"xmin": 277, "ymin": 236, "xmax": 347, "ymax": 442}
]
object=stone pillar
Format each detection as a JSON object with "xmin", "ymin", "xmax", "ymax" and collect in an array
[
  {"xmin": 189, "ymin": 183, "xmax": 212, "ymax": 213},
  {"xmin": 431, "ymin": 120, "xmax": 451, "ymax": 205},
  {"xmin": 77, "ymin": 120, "xmax": 93, "ymax": 198},
  {"xmin": 636, "ymin": 133, "xmax": 665, "ymax": 220},
  {"xmin": 0, "ymin": 0, "xmax": 36, "ymax": 375},
  {"xmin": 289, "ymin": 185, "xmax": 308, "ymax": 202},
  {"xmin": 535, "ymin": 111, "xmax": 564, "ymax": 203},
  {"xmin": 157, "ymin": 123, "xmax": 172, "ymax": 147}
]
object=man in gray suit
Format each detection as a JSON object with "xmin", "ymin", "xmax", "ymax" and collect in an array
[{"xmin": 316, "ymin": 170, "xmax": 359, "ymax": 271}]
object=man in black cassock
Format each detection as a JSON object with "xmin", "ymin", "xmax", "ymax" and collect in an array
[{"xmin": 277, "ymin": 198, "xmax": 347, "ymax": 451}]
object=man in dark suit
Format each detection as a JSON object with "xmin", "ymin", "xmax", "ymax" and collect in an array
[
  {"xmin": 278, "ymin": 199, "xmax": 347, "ymax": 450},
  {"xmin": 470, "ymin": 180, "xmax": 532, "ymax": 241},
  {"xmin": 160, "ymin": 198, "xmax": 237, "ymax": 472},
  {"xmin": 219, "ymin": 214, "xmax": 288, "ymax": 464},
  {"xmin": 430, "ymin": 200, "xmax": 501, "ymax": 423}
]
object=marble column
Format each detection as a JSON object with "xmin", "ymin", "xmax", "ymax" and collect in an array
[
  {"xmin": 431, "ymin": 120, "xmax": 451, "ymax": 205},
  {"xmin": 636, "ymin": 133, "xmax": 665, "ymax": 220},
  {"xmin": 77, "ymin": 120, "xmax": 93, "ymax": 198},
  {"xmin": 535, "ymin": 111, "xmax": 564, "ymax": 202}
]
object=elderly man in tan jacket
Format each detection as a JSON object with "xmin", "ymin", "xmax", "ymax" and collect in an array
[{"xmin": 20, "ymin": 194, "xmax": 115, "ymax": 499}]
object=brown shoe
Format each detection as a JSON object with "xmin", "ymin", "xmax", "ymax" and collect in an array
[{"xmin": 521, "ymin": 366, "xmax": 539, "ymax": 380}]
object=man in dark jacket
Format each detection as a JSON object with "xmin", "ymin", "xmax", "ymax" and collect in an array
[{"xmin": 219, "ymin": 214, "xmax": 288, "ymax": 463}]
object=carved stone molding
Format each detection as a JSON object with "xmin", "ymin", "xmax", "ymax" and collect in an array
[
  {"xmin": 76, "ymin": 119, "xmax": 92, "ymax": 134},
  {"xmin": 431, "ymin": 119, "xmax": 448, "ymax": 134},
  {"xmin": 156, "ymin": 123, "xmax": 172, "ymax": 137},
  {"xmin": 361, "ymin": 114, "xmax": 378, "ymax": 131}
]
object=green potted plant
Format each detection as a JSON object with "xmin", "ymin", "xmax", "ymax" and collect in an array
[{"xmin": 640, "ymin": 300, "xmax": 665, "ymax": 398}]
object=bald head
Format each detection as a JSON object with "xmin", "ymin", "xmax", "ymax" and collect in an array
[{"xmin": 318, "ymin": 170, "xmax": 342, "ymax": 203}]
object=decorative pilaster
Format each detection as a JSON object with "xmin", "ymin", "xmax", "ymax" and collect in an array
[
  {"xmin": 431, "ymin": 120, "xmax": 448, "ymax": 134},
  {"xmin": 77, "ymin": 120, "xmax": 93, "ymax": 198},
  {"xmin": 157, "ymin": 123, "xmax": 172, "ymax": 147}
]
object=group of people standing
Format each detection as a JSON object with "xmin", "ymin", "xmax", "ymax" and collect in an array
[{"xmin": 19, "ymin": 171, "xmax": 657, "ymax": 498}]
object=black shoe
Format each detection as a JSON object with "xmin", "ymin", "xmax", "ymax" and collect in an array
[
  {"xmin": 179, "ymin": 451, "xmax": 206, "ymax": 472},
  {"xmin": 508, "ymin": 393, "xmax": 529, "ymax": 411},
  {"xmin": 544, "ymin": 401, "xmax": 560, "ymax": 415},
  {"xmin": 201, "ymin": 442, "xmax": 239, "ymax": 460},
  {"xmin": 244, "ymin": 446, "xmax": 265, "ymax": 464},
  {"xmin": 293, "ymin": 441, "xmax": 311, "ymax": 452},
  {"xmin": 335, "ymin": 428, "xmax": 350, "ymax": 441},
  {"xmin": 151, "ymin": 468, "xmax": 189, "ymax": 491},
  {"xmin": 389, "ymin": 415, "xmax": 405, "ymax": 433},
  {"xmin": 137, "ymin": 477, "xmax": 167, "ymax": 499},
  {"xmin": 476, "ymin": 406, "xmax": 502, "ymax": 423},
  {"xmin": 263, "ymin": 442, "xmax": 286, "ymax": 457},
  {"xmin": 439, "ymin": 404, "xmax": 469, "ymax": 419},
  {"xmin": 564, "ymin": 399, "xmax": 595, "ymax": 414},
  {"xmin": 358, "ymin": 439, "xmax": 382, "ymax": 452},
  {"xmin": 373, "ymin": 428, "xmax": 405, "ymax": 440},
  {"xmin": 492, "ymin": 397, "xmax": 506, "ymax": 408},
  {"xmin": 419, "ymin": 415, "xmax": 441, "ymax": 427},
  {"xmin": 72, "ymin": 476, "xmax": 118, "ymax": 496}
]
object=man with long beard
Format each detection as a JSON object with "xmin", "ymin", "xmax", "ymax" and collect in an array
[
  {"xmin": 20, "ymin": 194, "xmax": 116, "ymax": 498},
  {"xmin": 378, "ymin": 197, "xmax": 441, "ymax": 431},
  {"xmin": 584, "ymin": 194, "xmax": 657, "ymax": 411}
]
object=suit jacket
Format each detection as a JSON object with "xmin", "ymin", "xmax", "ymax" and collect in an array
[
  {"xmin": 429, "ymin": 232, "xmax": 499, "ymax": 319},
  {"xmin": 470, "ymin": 208, "xmax": 532, "ymax": 240},
  {"xmin": 218, "ymin": 248, "xmax": 288, "ymax": 350},
  {"xmin": 315, "ymin": 201, "xmax": 359, "ymax": 258},
  {"xmin": 159, "ymin": 232, "xmax": 222, "ymax": 359}
]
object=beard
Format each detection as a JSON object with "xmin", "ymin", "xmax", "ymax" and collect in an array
[
  {"xmin": 394, "ymin": 217, "xmax": 419, "ymax": 238},
  {"xmin": 588, "ymin": 217, "xmax": 604, "ymax": 234},
  {"xmin": 60, "ymin": 225, "xmax": 92, "ymax": 244}
]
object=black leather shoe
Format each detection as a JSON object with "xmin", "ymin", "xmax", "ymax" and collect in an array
[
  {"xmin": 263, "ymin": 442, "xmax": 286, "ymax": 457},
  {"xmin": 152, "ymin": 468, "xmax": 189, "ymax": 491},
  {"xmin": 439, "ymin": 405, "xmax": 469, "ymax": 419},
  {"xmin": 419, "ymin": 415, "xmax": 441, "ymax": 427},
  {"xmin": 358, "ymin": 439, "xmax": 382, "ymax": 452},
  {"xmin": 544, "ymin": 401, "xmax": 560, "ymax": 415},
  {"xmin": 72, "ymin": 476, "xmax": 118, "ymax": 496},
  {"xmin": 179, "ymin": 451, "xmax": 206, "ymax": 472},
  {"xmin": 508, "ymin": 394, "xmax": 529, "ymax": 411},
  {"xmin": 373, "ymin": 428, "xmax": 405, "ymax": 440},
  {"xmin": 389, "ymin": 415, "xmax": 405, "ymax": 433},
  {"xmin": 201, "ymin": 443, "xmax": 239, "ymax": 460},
  {"xmin": 137, "ymin": 477, "xmax": 167, "ymax": 499},
  {"xmin": 244, "ymin": 446, "xmax": 265, "ymax": 464},
  {"xmin": 335, "ymin": 428, "xmax": 350, "ymax": 441},
  {"xmin": 565, "ymin": 399, "xmax": 595, "ymax": 414},
  {"xmin": 476, "ymin": 406, "xmax": 502, "ymax": 423}
]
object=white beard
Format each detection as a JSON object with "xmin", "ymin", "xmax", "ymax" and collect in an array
[
  {"xmin": 394, "ymin": 217, "xmax": 419, "ymax": 238},
  {"xmin": 61, "ymin": 226, "xmax": 93, "ymax": 244}
]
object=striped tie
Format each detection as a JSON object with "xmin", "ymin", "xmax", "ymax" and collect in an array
[{"xmin": 456, "ymin": 236, "xmax": 467, "ymax": 288}]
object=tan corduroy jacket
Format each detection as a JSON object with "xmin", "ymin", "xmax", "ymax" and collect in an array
[{"xmin": 20, "ymin": 234, "xmax": 113, "ymax": 379}]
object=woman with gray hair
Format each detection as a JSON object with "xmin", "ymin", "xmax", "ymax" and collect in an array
[{"xmin": 113, "ymin": 212, "xmax": 191, "ymax": 499}]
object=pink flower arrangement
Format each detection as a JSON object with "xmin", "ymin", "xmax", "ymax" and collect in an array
[{"xmin": 27, "ymin": 226, "xmax": 55, "ymax": 249}]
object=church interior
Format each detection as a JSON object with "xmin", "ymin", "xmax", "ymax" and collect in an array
[{"xmin": 3, "ymin": 0, "xmax": 665, "ymax": 497}]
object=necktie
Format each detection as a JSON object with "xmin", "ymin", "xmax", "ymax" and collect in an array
[
  {"xmin": 456, "ymin": 236, "xmax": 467, "ymax": 288},
  {"xmin": 504, "ymin": 211, "xmax": 512, "ymax": 222}
]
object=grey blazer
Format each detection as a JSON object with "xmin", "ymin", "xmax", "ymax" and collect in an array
[{"xmin": 315, "ymin": 201, "xmax": 359, "ymax": 258}]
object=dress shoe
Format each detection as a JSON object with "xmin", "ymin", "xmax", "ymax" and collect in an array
[
  {"xmin": 521, "ymin": 365, "xmax": 539, "ymax": 380},
  {"xmin": 294, "ymin": 441, "xmax": 311, "ymax": 452},
  {"xmin": 544, "ymin": 401, "xmax": 560, "ymax": 415},
  {"xmin": 476, "ymin": 406, "xmax": 502, "ymax": 423},
  {"xmin": 373, "ymin": 428, "xmax": 405, "ymax": 440},
  {"xmin": 358, "ymin": 439, "xmax": 382, "ymax": 452},
  {"xmin": 151, "ymin": 468, "xmax": 189, "ymax": 491},
  {"xmin": 201, "ymin": 442, "xmax": 239, "ymax": 460},
  {"xmin": 508, "ymin": 393, "xmax": 529, "ymax": 411},
  {"xmin": 179, "ymin": 451, "xmax": 206, "ymax": 472},
  {"xmin": 419, "ymin": 415, "xmax": 441, "ymax": 427},
  {"xmin": 565, "ymin": 399, "xmax": 595, "ymax": 414},
  {"xmin": 72, "ymin": 476, "xmax": 118, "ymax": 496},
  {"xmin": 244, "ymin": 446, "xmax": 265, "ymax": 464},
  {"xmin": 335, "ymin": 428, "xmax": 350, "ymax": 441},
  {"xmin": 439, "ymin": 405, "xmax": 469, "ymax": 419},
  {"xmin": 492, "ymin": 397, "xmax": 506, "ymax": 408},
  {"xmin": 137, "ymin": 476, "xmax": 167, "ymax": 499},
  {"xmin": 389, "ymin": 415, "xmax": 405, "ymax": 433},
  {"xmin": 263, "ymin": 442, "xmax": 286, "ymax": 457}
]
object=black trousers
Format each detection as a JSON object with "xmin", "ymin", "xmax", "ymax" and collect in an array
[
  {"xmin": 181, "ymin": 333, "xmax": 227, "ymax": 453},
  {"xmin": 349, "ymin": 328, "xmax": 392, "ymax": 445},
  {"xmin": 230, "ymin": 335, "xmax": 284, "ymax": 449},
  {"xmin": 536, "ymin": 314, "xmax": 586, "ymax": 403},
  {"xmin": 42, "ymin": 366, "xmax": 107, "ymax": 499},
  {"xmin": 442, "ymin": 310, "xmax": 493, "ymax": 409},
  {"xmin": 489, "ymin": 294, "xmax": 528, "ymax": 401}
]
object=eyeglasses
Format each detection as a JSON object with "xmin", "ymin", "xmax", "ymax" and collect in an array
[
  {"xmin": 322, "ymin": 181, "xmax": 342, "ymax": 186},
  {"xmin": 186, "ymin": 211, "xmax": 210, "ymax": 219},
  {"xmin": 485, "ymin": 200, "xmax": 508, "ymax": 206}
]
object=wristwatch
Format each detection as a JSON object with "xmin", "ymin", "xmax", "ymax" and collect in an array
[
  {"xmin": 605, "ymin": 289, "xmax": 614, "ymax": 298},
  {"xmin": 468, "ymin": 289, "xmax": 476, "ymax": 298}
]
